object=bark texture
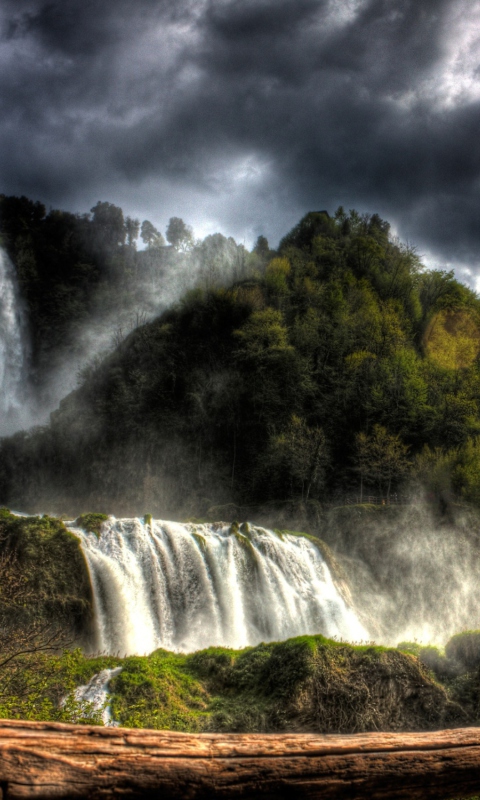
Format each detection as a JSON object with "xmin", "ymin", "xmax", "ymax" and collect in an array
[{"xmin": 1, "ymin": 720, "xmax": 480, "ymax": 799}]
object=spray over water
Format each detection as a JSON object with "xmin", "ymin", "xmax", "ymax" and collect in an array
[
  {"xmin": 321, "ymin": 502, "xmax": 480, "ymax": 646},
  {"xmin": 73, "ymin": 517, "xmax": 368, "ymax": 655}
]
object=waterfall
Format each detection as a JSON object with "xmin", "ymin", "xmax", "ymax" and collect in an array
[
  {"xmin": 73, "ymin": 667, "xmax": 122, "ymax": 726},
  {"xmin": 73, "ymin": 517, "xmax": 368, "ymax": 656},
  {"xmin": 0, "ymin": 249, "xmax": 30, "ymax": 435}
]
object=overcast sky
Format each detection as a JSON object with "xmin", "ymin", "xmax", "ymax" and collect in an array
[{"xmin": 1, "ymin": 0, "xmax": 479, "ymax": 281}]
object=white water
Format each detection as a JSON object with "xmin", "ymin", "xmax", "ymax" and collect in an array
[
  {"xmin": 0, "ymin": 249, "xmax": 30, "ymax": 435},
  {"xmin": 74, "ymin": 667, "xmax": 122, "ymax": 726},
  {"xmin": 73, "ymin": 517, "xmax": 368, "ymax": 656}
]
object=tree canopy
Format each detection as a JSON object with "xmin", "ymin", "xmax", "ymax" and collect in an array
[{"xmin": 2, "ymin": 203, "xmax": 480, "ymax": 517}]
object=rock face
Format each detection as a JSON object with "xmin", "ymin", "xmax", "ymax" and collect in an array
[{"xmin": 2, "ymin": 720, "xmax": 480, "ymax": 799}]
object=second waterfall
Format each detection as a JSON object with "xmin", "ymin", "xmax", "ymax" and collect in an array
[
  {"xmin": 74, "ymin": 518, "xmax": 368, "ymax": 655},
  {"xmin": 0, "ymin": 248, "xmax": 30, "ymax": 435}
]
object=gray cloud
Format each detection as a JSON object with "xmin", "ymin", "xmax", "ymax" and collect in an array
[{"xmin": 1, "ymin": 0, "xmax": 479, "ymax": 271}]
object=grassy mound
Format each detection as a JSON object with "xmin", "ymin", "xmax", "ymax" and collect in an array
[
  {"xmin": 108, "ymin": 635, "xmax": 466, "ymax": 733},
  {"xmin": 0, "ymin": 649, "xmax": 120, "ymax": 723},
  {"xmin": 398, "ymin": 634, "xmax": 480, "ymax": 724},
  {"xmin": 0, "ymin": 634, "xmax": 470, "ymax": 732}
]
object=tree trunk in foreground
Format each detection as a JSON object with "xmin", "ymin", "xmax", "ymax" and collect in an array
[{"xmin": 1, "ymin": 720, "xmax": 480, "ymax": 799}]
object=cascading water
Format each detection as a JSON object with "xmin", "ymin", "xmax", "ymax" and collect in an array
[
  {"xmin": 73, "ymin": 517, "xmax": 368, "ymax": 656},
  {"xmin": 74, "ymin": 667, "xmax": 122, "ymax": 726},
  {"xmin": 0, "ymin": 249, "xmax": 30, "ymax": 435}
]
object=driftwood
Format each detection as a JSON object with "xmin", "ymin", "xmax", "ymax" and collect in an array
[{"xmin": 1, "ymin": 720, "xmax": 480, "ymax": 799}]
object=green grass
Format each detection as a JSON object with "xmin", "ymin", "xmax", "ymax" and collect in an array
[{"xmin": 108, "ymin": 634, "xmax": 461, "ymax": 733}]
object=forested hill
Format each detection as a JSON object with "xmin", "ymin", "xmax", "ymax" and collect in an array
[{"xmin": 2, "ymin": 206, "xmax": 480, "ymax": 518}]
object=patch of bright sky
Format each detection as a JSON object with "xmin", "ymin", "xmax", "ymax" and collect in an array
[
  {"xmin": 111, "ymin": 153, "xmax": 274, "ymax": 247},
  {"xmin": 389, "ymin": 0, "xmax": 480, "ymax": 111},
  {"xmin": 435, "ymin": 0, "xmax": 480, "ymax": 108},
  {"xmin": 457, "ymin": 266, "xmax": 480, "ymax": 295},
  {"xmin": 211, "ymin": 152, "xmax": 273, "ymax": 192},
  {"xmin": 324, "ymin": 0, "xmax": 366, "ymax": 29},
  {"xmin": 417, "ymin": 247, "xmax": 480, "ymax": 295}
]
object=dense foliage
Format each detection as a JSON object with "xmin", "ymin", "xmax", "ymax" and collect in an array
[{"xmin": 2, "ymin": 203, "xmax": 480, "ymax": 515}]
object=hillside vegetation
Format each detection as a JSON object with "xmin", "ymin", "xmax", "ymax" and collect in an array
[
  {"xmin": 0, "ymin": 634, "xmax": 472, "ymax": 734},
  {"xmin": 2, "ymin": 205, "xmax": 480, "ymax": 516}
]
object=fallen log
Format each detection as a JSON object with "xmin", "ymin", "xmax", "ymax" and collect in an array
[{"xmin": 1, "ymin": 720, "xmax": 480, "ymax": 799}]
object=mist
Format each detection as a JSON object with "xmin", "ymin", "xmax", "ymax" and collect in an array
[
  {"xmin": 0, "ymin": 223, "xmax": 254, "ymax": 438},
  {"xmin": 319, "ymin": 500, "xmax": 480, "ymax": 647}
]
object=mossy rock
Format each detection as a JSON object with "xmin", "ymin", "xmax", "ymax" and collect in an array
[
  {"xmin": 233, "ymin": 530, "xmax": 257, "ymax": 557},
  {"xmin": 0, "ymin": 509, "xmax": 93, "ymax": 633},
  {"xmin": 74, "ymin": 513, "xmax": 108, "ymax": 538},
  {"xmin": 191, "ymin": 532, "xmax": 206, "ymax": 551}
]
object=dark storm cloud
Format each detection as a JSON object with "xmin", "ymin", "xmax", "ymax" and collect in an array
[{"xmin": 1, "ymin": 0, "xmax": 479, "ymax": 269}]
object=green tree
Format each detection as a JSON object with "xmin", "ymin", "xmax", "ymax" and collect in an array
[
  {"xmin": 266, "ymin": 416, "xmax": 327, "ymax": 500},
  {"xmin": 234, "ymin": 308, "xmax": 292, "ymax": 358},
  {"xmin": 196, "ymin": 233, "xmax": 240, "ymax": 288},
  {"xmin": 166, "ymin": 217, "xmax": 194, "ymax": 251},
  {"xmin": 354, "ymin": 425, "xmax": 411, "ymax": 500},
  {"xmin": 279, "ymin": 211, "xmax": 335, "ymax": 251},
  {"xmin": 265, "ymin": 257, "xmax": 291, "ymax": 296},
  {"xmin": 140, "ymin": 220, "xmax": 165, "ymax": 248},
  {"xmin": 90, "ymin": 201, "xmax": 126, "ymax": 249},
  {"xmin": 125, "ymin": 217, "xmax": 140, "ymax": 248},
  {"xmin": 253, "ymin": 235, "xmax": 270, "ymax": 258}
]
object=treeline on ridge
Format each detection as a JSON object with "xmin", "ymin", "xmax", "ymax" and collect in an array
[
  {"xmin": 0, "ymin": 195, "xmax": 252, "ymax": 385},
  {"xmin": 2, "ymin": 202, "xmax": 480, "ymax": 516}
]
